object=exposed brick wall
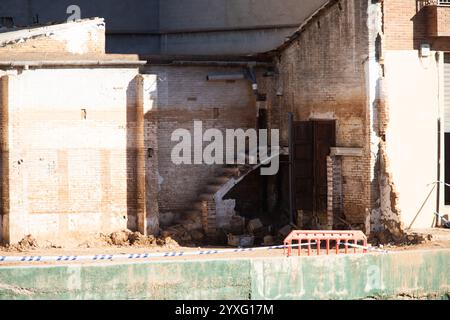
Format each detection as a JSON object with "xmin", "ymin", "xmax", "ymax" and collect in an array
[
  {"xmin": 0, "ymin": 67, "xmax": 145, "ymax": 244},
  {"xmin": 259, "ymin": 0, "xmax": 372, "ymax": 225},
  {"xmin": 0, "ymin": 18, "xmax": 105, "ymax": 55},
  {"xmin": 434, "ymin": 5, "xmax": 450, "ymax": 37},
  {"xmin": 383, "ymin": 0, "xmax": 450, "ymax": 50},
  {"xmin": 144, "ymin": 65, "xmax": 257, "ymax": 215},
  {"xmin": 327, "ymin": 155, "xmax": 344, "ymax": 229},
  {"xmin": 143, "ymin": 75, "xmax": 160, "ymax": 234}
]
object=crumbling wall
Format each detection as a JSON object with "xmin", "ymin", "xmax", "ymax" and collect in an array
[
  {"xmin": 372, "ymin": 0, "xmax": 443, "ymax": 234},
  {"xmin": 376, "ymin": 52, "xmax": 440, "ymax": 232},
  {"xmin": 143, "ymin": 65, "xmax": 257, "ymax": 215},
  {"xmin": 1, "ymin": 67, "xmax": 143, "ymax": 244},
  {"xmin": 0, "ymin": 18, "xmax": 105, "ymax": 55},
  {"xmin": 0, "ymin": 75, "xmax": 4, "ymax": 243}
]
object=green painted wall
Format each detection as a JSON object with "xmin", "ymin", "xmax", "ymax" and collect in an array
[{"xmin": 0, "ymin": 249, "xmax": 448, "ymax": 300}]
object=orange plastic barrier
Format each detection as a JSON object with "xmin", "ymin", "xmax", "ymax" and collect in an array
[{"xmin": 284, "ymin": 230, "xmax": 368, "ymax": 257}]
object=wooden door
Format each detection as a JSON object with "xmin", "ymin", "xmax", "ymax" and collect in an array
[
  {"xmin": 313, "ymin": 120, "xmax": 336, "ymax": 213},
  {"xmin": 292, "ymin": 120, "xmax": 336, "ymax": 216}
]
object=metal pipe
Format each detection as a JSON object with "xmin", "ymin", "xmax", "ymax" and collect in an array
[
  {"xmin": 437, "ymin": 118, "xmax": 441, "ymax": 227},
  {"xmin": 206, "ymin": 73, "xmax": 245, "ymax": 81},
  {"xmin": 171, "ymin": 60, "xmax": 272, "ymax": 68},
  {"xmin": 108, "ymin": 23, "xmax": 300, "ymax": 36},
  {"xmin": 288, "ymin": 112, "xmax": 295, "ymax": 225}
]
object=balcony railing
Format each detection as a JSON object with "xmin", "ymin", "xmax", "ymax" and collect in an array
[
  {"xmin": 417, "ymin": 0, "xmax": 450, "ymax": 11},
  {"xmin": 419, "ymin": 0, "xmax": 450, "ymax": 8}
]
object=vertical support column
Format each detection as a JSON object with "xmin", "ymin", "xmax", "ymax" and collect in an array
[
  {"xmin": 288, "ymin": 112, "xmax": 295, "ymax": 225},
  {"xmin": 327, "ymin": 155, "xmax": 343, "ymax": 229},
  {"xmin": 204, "ymin": 199, "xmax": 217, "ymax": 238},
  {"xmin": 143, "ymin": 75, "xmax": 160, "ymax": 235},
  {"xmin": 0, "ymin": 76, "xmax": 10, "ymax": 244},
  {"xmin": 135, "ymin": 75, "xmax": 147, "ymax": 235},
  {"xmin": 326, "ymin": 156, "xmax": 334, "ymax": 229}
]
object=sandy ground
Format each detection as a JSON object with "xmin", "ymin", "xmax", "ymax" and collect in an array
[{"xmin": 0, "ymin": 228, "xmax": 449, "ymax": 267}]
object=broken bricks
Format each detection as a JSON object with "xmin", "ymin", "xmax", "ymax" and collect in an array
[
  {"xmin": 247, "ymin": 218, "xmax": 264, "ymax": 234},
  {"xmin": 229, "ymin": 215, "xmax": 245, "ymax": 234},
  {"xmin": 278, "ymin": 224, "xmax": 293, "ymax": 238},
  {"xmin": 263, "ymin": 235, "xmax": 275, "ymax": 246},
  {"xmin": 227, "ymin": 234, "xmax": 254, "ymax": 247}
]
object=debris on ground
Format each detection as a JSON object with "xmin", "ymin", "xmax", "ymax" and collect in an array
[
  {"xmin": 278, "ymin": 224, "xmax": 293, "ymax": 238},
  {"xmin": 229, "ymin": 215, "xmax": 245, "ymax": 234},
  {"xmin": 5, "ymin": 235, "xmax": 39, "ymax": 252},
  {"xmin": 77, "ymin": 230, "xmax": 180, "ymax": 249},
  {"xmin": 227, "ymin": 234, "xmax": 254, "ymax": 247},
  {"xmin": 110, "ymin": 230, "xmax": 131, "ymax": 246},
  {"xmin": 225, "ymin": 216, "xmax": 283, "ymax": 247},
  {"xmin": 263, "ymin": 235, "xmax": 275, "ymax": 246},
  {"xmin": 162, "ymin": 225, "xmax": 192, "ymax": 243},
  {"xmin": 247, "ymin": 218, "xmax": 263, "ymax": 234},
  {"xmin": 190, "ymin": 229, "xmax": 205, "ymax": 242},
  {"xmin": 370, "ymin": 229, "xmax": 433, "ymax": 246},
  {"xmin": 159, "ymin": 212, "xmax": 178, "ymax": 227}
]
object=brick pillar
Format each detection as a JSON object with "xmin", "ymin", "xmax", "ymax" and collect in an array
[
  {"xmin": 0, "ymin": 76, "xmax": 9, "ymax": 244},
  {"xmin": 135, "ymin": 75, "xmax": 147, "ymax": 235},
  {"xmin": 327, "ymin": 156, "xmax": 334, "ymax": 229},
  {"xmin": 327, "ymin": 155, "xmax": 343, "ymax": 229},
  {"xmin": 201, "ymin": 199, "xmax": 217, "ymax": 237},
  {"xmin": 143, "ymin": 75, "xmax": 159, "ymax": 235}
]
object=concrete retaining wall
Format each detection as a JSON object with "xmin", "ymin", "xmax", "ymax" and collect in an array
[{"xmin": 0, "ymin": 249, "xmax": 448, "ymax": 300}]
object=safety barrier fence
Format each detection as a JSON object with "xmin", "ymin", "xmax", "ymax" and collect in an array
[{"xmin": 0, "ymin": 240, "xmax": 387, "ymax": 264}]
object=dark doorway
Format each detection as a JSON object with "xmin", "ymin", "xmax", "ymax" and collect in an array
[
  {"xmin": 445, "ymin": 133, "xmax": 450, "ymax": 205},
  {"xmin": 292, "ymin": 120, "xmax": 336, "ymax": 226},
  {"xmin": 444, "ymin": 53, "xmax": 450, "ymax": 205}
]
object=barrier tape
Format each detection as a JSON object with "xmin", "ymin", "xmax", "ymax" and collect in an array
[{"xmin": 0, "ymin": 242, "xmax": 388, "ymax": 264}]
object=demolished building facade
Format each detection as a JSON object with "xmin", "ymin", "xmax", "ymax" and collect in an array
[{"xmin": 0, "ymin": 0, "xmax": 449, "ymax": 245}]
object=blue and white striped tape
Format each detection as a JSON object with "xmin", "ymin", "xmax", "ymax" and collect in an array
[{"xmin": 0, "ymin": 242, "xmax": 387, "ymax": 264}]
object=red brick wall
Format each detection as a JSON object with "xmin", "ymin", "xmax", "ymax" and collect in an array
[{"xmin": 384, "ymin": 0, "xmax": 450, "ymax": 50}]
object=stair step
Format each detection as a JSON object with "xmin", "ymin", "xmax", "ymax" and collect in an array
[
  {"xmin": 221, "ymin": 167, "xmax": 240, "ymax": 176},
  {"xmin": 211, "ymin": 176, "xmax": 231, "ymax": 184},
  {"xmin": 199, "ymin": 193, "xmax": 215, "ymax": 201},
  {"xmin": 205, "ymin": 184, "xmax": 223, "ymax": 193}
]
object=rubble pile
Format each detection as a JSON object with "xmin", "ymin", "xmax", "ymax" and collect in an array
[
  {"xmin": 226, "ymin": 217, "xmax": 292, "ymax": 248},
  {"xmin": 74, "ymin": 230, "xmax": 179, "ymax": 249},
  {"xmin": 370, "ymin": 229, "xmax": 432, "ymax": 246},
  {"xmin": 159, "ymin": 212, "xmax": 205, "ymax": 246},
  {"xmin": 5, "ymin": 234, "xmax": 39, "ymax": 252}
]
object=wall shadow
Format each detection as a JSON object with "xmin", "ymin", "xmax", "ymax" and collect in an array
[{"xmin": 126, "ymin": 78, "xmax": 138, "ymax": 231}]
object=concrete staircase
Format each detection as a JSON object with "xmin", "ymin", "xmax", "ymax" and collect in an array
[
  {"xmin": 177, "ymin": 148, "xmax": 283, "ymax": 240},
  {"xmin": 180, "ymin": 165, "xmax": 245, "ymax": 239}
]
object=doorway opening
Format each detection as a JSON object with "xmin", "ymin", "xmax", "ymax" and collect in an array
[
  {"xmin": 444, "ymin": 53, "xmax": 450, "ymax": 205},
  {"xmin": 292, "ymin": 119, "xmax": 336, "ymax": 228}
]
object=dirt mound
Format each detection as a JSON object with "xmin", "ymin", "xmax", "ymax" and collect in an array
[
  {"xmin": 79, "ymin": 230, "xmax": 180, "ymax": 249},
  {"xmin": 3, "ymin": 235, "xmax": 39, "ymax": 252},
  {"xmin": 370, "ymin": 229, "xmax": 432, "ymax": 246}
]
